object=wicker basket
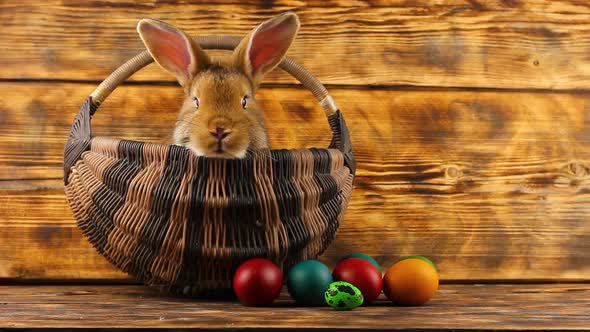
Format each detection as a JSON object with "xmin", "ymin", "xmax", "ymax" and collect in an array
[{"xmin": 63, "ymin": 36, "xmax": 355, "ymax": 295}]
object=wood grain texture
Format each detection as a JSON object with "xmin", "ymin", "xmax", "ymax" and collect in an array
[
  {"xmin": 1, "ymin": 82, "xmax": 590, "ymax": 281},
  {"xmin": 0, "ymin": 284, "xmax": 589, "ymax": 330},
  {"xmin": 2, "ymin": 178, "xmax": 590, "ymax": 281},
  {"xmin": 0, "ymin": 181, "xmax": 128, "ymax": 280},
  {"xmin": 3, "ymin": 0, "xmax": 590, "ymax": 89},
  {"xmin": 3, "ymin": 82, "xmax": 590, "ymax": 180}
]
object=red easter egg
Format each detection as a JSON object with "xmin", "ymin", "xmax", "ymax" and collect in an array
[
  {"xmin": 233, "ymin": 258, "xmax": 283, "ymax": 306},
  {"xmin": 333, "ymin": 258, "xmax": 383, "ymax": 303}
]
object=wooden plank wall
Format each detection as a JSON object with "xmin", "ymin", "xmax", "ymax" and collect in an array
[{"xmin": 1, "ymin": 0, "xmax": 589, "ymax": 282}]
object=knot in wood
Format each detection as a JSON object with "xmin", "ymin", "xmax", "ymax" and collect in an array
[
  {"xmin": 444, "ymin": 165, "xmax": 462, "ymax": 180},
  {"xmin": 565, "ymin": 162, "xmax": 587, "ymax": 178}
]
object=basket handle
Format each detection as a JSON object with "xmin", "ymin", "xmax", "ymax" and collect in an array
[
  {"xmin": 65, "ymin": 36, "xmax": 355, "ymax": 184},
  {"xmin": 90, "ymin": 36, "xmax": 339, "ymax": 116}
]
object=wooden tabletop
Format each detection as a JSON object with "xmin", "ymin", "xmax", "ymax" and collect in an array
[{"xmin": 1, "ymin": 284, "xmax": 588, "ymax": 331}]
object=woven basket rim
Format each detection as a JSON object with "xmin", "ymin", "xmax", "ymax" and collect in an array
[{"xmin": 90, "ymin": 136, "xmax": 345, "ymax": 156}]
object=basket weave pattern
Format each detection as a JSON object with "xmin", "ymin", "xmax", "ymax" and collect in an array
[{"xmin": 63, "ymin": 36, "xmax": 355, "ymax": 294}]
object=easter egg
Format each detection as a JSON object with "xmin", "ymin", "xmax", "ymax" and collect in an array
[
  {"xmin": 287, "ymin": 260, "xmax": 333, "ymax": 306},
  {"xmin": 324, "ymin": 281, "xmax": 364, "ymax": 310},
  {"xmin": 340, "ymin": 253, "xmax": 381, "ymax": 272},
  {"xmin": 233, "ymin": 258, "xmax": 283, "ymax": 306},
  {"xmin": 332, "ymin": 258, "xmax": 383, "ymax": 303},
  {"xmin": 383, "ymin": 257, "xmax": 439, "ymax": 306}
]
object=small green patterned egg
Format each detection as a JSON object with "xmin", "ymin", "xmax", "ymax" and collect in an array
[{"xmin": 324, "ymin": 281, "xmax": 364, "ymax": 310}]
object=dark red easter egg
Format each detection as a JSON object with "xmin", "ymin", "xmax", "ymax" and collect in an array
[
  {"xmin": 333, "ymin": 258, "xmax": 383, "ymax": 303},
  {"xmin": 233, "ymin": 258, "xmax": 283, "ymax": 306}
]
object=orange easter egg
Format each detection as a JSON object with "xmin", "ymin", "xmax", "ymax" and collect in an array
[{"xmin": 382, "ymin": 257, "xmax": 439, "ymax": 306}]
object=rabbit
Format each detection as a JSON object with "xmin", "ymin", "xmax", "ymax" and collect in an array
[{"xmin": 137, "ymin": 12, "xmax": 300, "ymax": 159}]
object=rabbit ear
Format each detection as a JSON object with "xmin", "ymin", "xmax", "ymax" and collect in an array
[
  {"xmin": 234, "ymin": 12, "xmax": 300, "ymax": 85},
  {"xmin": 137, "ymin": 19, "xmax": 210, "ymax": 88}
]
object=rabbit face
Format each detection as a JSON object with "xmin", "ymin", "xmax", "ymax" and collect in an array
[
  {"xmin": 174, "ymin": 66, "xmax": 267, "ymax": 158},
  {"xmin": 137, "ymin": 13, "xmax": 300, "ymax": 158}
]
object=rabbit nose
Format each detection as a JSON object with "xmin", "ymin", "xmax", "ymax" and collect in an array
[{"xmin": 211, "ymin": 127, "xmax": 231, "ymax": 141}]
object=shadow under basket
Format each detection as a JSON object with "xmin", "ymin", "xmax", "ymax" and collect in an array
[{"xmin": 63, "ymin": 36, "xmax": 355, "ymax": 296}]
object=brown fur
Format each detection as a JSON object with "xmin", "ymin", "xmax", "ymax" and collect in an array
[
  {"xmin": 173, "ymin": 64, "xmax": 269, "ymax": 158},
  {"xmin": 137, "ymin": 13, "xmax": 300, "ymax": 158}
]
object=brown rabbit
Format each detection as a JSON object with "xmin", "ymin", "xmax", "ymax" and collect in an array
[{"xmin": 137, "ymin": 13, "xmax": 300, "ymax": 158}]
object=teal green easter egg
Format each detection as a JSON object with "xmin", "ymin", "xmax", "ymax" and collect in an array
[
  {"xmin": 340, "ymin": 253, "xmax": 381, "ymax": 272},
  {"xmin": 287, "ymin": 260, "xmax": 333, "ymax": 306},
  {"xmin": 398, "ymin": 255, "xmax": 437, "ymax": 271},
  {"xmin": 324, "ymin": 281, "xmax": 364, "ymax": 310}
]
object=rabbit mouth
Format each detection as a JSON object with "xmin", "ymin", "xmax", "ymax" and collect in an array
[
  {"xmin": 213, "ymin": 142, "xmax": 228, "ymax": 155},
  {"xmin": 189, "ymin": 138, "xmax": 248, "ymax": 159},
  {"xmin": 215, "ymin": 141, "xmax": 224, "ymax": 153},
  {"xmin": 207, "ymin": 143, "xmax": 246, "ymax": 159},
  {"xmin": 186, "ymin": 140, "xmax": 246, "ymax": 159}
]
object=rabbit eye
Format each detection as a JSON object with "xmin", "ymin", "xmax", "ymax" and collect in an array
[
  {"xmin": 241, "ymin": 95, "xmax": 249, "ymax": 110},
  {"xmin": 191, "ymin": 96, "xmax": 200, "ymax": 109}
]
